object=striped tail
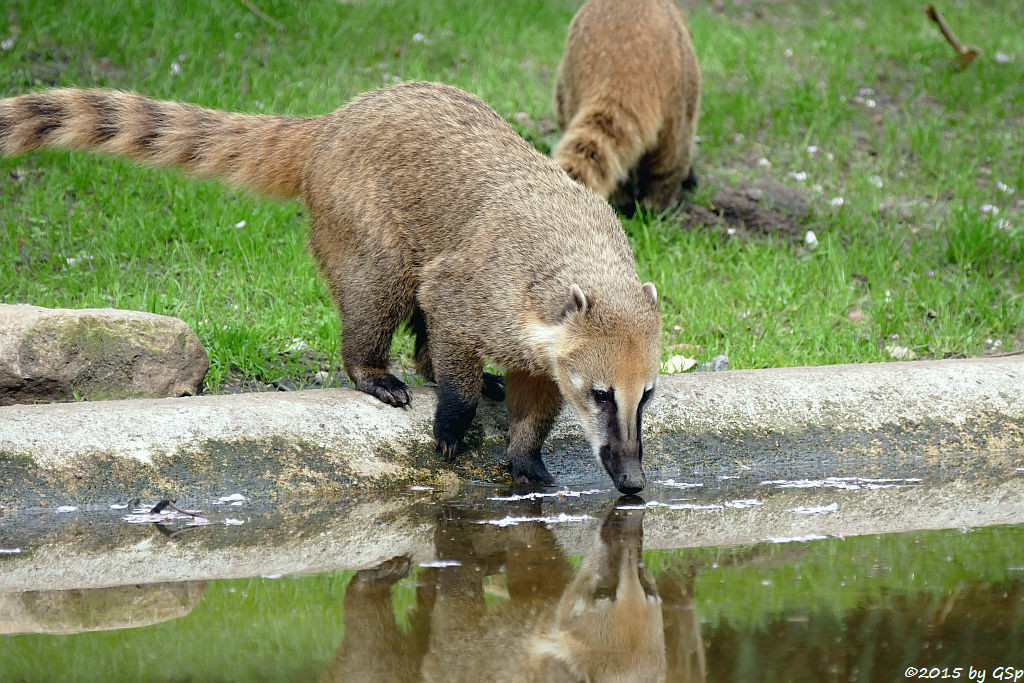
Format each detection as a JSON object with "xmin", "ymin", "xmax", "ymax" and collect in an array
[
  {"xmin": 0, "ymin": 88, "xmax": 317, "ymax": 198},
  {"xmin": 552, "ymin": 99, "xmax": 654, "ymax": 200}
]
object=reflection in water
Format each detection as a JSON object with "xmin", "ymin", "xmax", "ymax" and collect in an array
[
  {"xmin": 323, "ymin": 498, "xmax": 704, "ymax": 682},
  {"xmin": 0, "ymin": 582, "xmax": 208, "ymax": 635},
  {"xmin": 3, "ymin": 494, "xmax": 1023, "ymax": 682}
]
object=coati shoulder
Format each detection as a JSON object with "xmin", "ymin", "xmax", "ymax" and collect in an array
[
  {"xmin": 1, "ymin": 81, "xmax": 663, "ymax": 494},
  {"xmin": 553, "ymin": 0, "xmax": 701, "ymax": 215}
]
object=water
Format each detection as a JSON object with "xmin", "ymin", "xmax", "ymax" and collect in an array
[{"xmin": 2, "ymin": 472, "xmax": 1024, "ymax": 682}]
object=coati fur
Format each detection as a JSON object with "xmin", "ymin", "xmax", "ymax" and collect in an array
[
  {"xmin": 0, "ymin": 82, "xmax": 662, "ymax": 493},
  {"xmin": 553, "ymin": 0, "xmax": 701, "ymax": 215},
  {"xmin": 324, "ymin": 500, "xmax": 670, "ymax": 682},
  {"xmin": 420, "ymin": 500, "xmax": 667, "ymax": 682}
]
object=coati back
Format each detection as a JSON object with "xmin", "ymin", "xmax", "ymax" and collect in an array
[
  {"xmin": 1, "ymin": 82, "xmax": 662, "ymax": 494},
  {"xmin": 553, "ymin": 0, "xmax": 701, "ymax": 215}
]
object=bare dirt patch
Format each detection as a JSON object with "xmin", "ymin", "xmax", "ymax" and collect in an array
[{"xmin": 679, "ymin": 176, "xmax": 813, "ymax": 241}]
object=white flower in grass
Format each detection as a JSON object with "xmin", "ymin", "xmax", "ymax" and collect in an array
[
  {"xmin": 757, "ymin": 157, "xmax": 772, "ymax": 169},
  {"xmin": 235, "ymin": 220, "xmax": 247, "ymax": 228},
  {"xmin": 170, "ymin": 61, "xmax": 181, "ymax": 76},
  {"xmin": 868, "ymin": 175, "xmax": 883, "ymax": 188},
  {"xmin": 994, "ymin": 52, "xmax": 1011, "ymax": 64},
  {"xmin": 804, "ymin": 230, "xmax": 818, "ymax": 249},
  {"xmin": 1, "ymin": 38, "xmax": 14, "ymax": 51},
  {"xmin": 980, "ymin": 204, "xmax": 999, "ymax": 215},
  {"xmin": 830, "ymin": 196, "xmax": 845, "ymax": 207},
  {"xmin": 996, "ymin": 182, "xmax": 1014, "ymax": 194},
  {"xmin": 788, "ymin": 171, "xmax": 807, "ymax": 182},
  {"xmin": 806, "ymin": 145, "xmax": 819, "ymax": 155}
]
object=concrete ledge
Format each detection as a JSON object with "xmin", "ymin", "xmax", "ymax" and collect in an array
[{"xmin": 0, "ymin": 356, "xmax": 1022, "ymax": 507}]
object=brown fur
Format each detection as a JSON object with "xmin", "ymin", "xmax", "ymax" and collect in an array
[
  {"xmin": 0, "ymin": 82, "xmax": 662, "ymax": 492},
  {"xmin": 553, "ymin": 0, "xmax": 701, "ymax": 214},
  {"xmin": 323, "ymin": 502, "xmax": 674, "ymax": 682}
]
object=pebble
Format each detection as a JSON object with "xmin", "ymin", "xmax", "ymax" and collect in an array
[{"xmin": 695, "ymin": 354, "xmax": 729, "ymax": 372}]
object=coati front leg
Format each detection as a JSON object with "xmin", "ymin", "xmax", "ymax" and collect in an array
[
  {"xmin": 410, "ymin": 306, "xmax": 504, "ymax": 401},
  {"xmin": 428, "ymin": 335, "xmax": 483, "ymax": 462},
  {"xmin": 505, "ymin": 369, "xmax": 563, "ymax": 486},
  {"xmin": 339, "ymin": 284, "xmax": 413, "ymax": 407}
]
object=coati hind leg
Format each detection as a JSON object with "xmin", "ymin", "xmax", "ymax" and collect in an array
[
  {"xmin": 636, "ymin": 124, "xmax": 697, "ymax": 213},
  {"xmin": 410, "ymin": 306, "xmax": 504, "ymax": 402},
  {"xmin": 505, "ymin": 369, "xmax": 562, "ymax": 486}
]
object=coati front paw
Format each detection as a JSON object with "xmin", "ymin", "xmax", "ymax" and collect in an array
[
  {"xmin": 433, "ymin": 382, "xmax": 479, "ymax": 463},
  {"xmin": 358, "ymin": 373, "xmax": 411, "ymax": 407},
  {"xmin": 481, "ymin": 372, "xmax": 505, "ymax": 401},
  {"xmin": 508, "ymin": 455, "xmax": 556, "ymax": 486},
  {"xmin": 435, "ymin": 434, "xmax": 461, "ymax": 463}
]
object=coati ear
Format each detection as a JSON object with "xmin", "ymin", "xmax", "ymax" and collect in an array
[
  {"xmin": 641, "ymin": 282, "xmax": 658, "ymax": 306},
  {"xmin": 562, "ymin": 284, "xmax": 592, "ymax": 319}
]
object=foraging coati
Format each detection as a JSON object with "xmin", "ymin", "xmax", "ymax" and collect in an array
[
  {"xmin": 553, "ymin": 0, "xmax": 701, "ymax": 215},
  {"xmin": 0, "ymin": 82, "xmax": 661, "ymax": 493}
]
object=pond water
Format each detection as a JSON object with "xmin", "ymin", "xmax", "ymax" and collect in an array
[{"xmin": 2, "ymin": 473, "xmax": 1024, "ymax": 682}]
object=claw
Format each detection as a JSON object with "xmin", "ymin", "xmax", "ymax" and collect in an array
[
  {"xmin": 436, "ymin": 438, "xmax": 459, "ymax": 463},
  {"xmin": 358, "ymin": 374, "xmax": 410, "ymax": 407}
]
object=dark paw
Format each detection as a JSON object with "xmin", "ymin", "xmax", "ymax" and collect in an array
[
  {"xmin": 508, "ymin": 457, "xmax": 556, "ymax": 486},
  {"xmin": 359, "ymin": 374, "xmax": 410, "ymax": 407},
  {"xmin": 433, "ymin": 382, "xmax": 478, "ymax": 463},
  {"xmin": 481, "ymin": 372, "xmax": 505, "ymax": 401},
  {"xmin": 681, "ymin": 168, "xmax": 698, "ymax": 192},
  {"xmin": 436, "ymin": 436, "xmax": 460, "ymax": 463}
]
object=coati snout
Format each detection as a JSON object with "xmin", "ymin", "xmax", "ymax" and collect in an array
[
  {"xmin": 1, "ymin": 81, "xmax": 663, "ymax": 492},
  {"xmin": 545, "ymin": 285, "xmax": 661, "ymax": 495}
]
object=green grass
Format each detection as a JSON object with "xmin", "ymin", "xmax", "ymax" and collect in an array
[{"xmin": 1, "ymin": 0, "xmax": 1022, "ymax": 389}]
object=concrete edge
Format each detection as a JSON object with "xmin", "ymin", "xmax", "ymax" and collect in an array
[{"xmin": 0, "ymin": 356, "xmax": 1022, "ymax": 507}]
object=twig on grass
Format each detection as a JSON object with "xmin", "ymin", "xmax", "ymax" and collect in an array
[{"xmin": 925, "ymin": 5, "xmax": 980, "ymax": 70}]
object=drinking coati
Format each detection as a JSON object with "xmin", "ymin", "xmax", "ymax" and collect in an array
[
  {"xmin": 553, "ymin": 0, "xmax": 701, "ymax": 215},
  {"xmin": 0, "ymin": 81, "xmax": 662, "ymax": 493}
]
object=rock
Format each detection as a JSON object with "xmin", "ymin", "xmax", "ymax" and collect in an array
[
  {"xmin": 0, "ymin": 305, "xmax": 208, "ymax": 406},
  {"xmin": 696, "ymin": 354, "xmax": 730, "ymax": 372},
  {"xmin": 0, "ymin": 582, "xmax": 207, "ymax": 635}
]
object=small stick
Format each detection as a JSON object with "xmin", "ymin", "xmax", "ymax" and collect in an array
[
  {"xmin": 242, "ymin": 0, "xmax": 285, "ymax": 33},
  {"xmin": 925, "ymin": 5, "xmax": 980, "ymax": 69},
  {"xmin": 149, "ymin": 498, "xmax": 209, "ymax": 521}
]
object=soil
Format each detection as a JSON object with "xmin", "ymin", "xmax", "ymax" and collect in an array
[{"xmin": 679, "ymin": 177, "xmax": 812, "ymax": 240}]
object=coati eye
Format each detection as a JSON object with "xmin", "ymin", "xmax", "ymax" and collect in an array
[{"xmin": 592, "ymin": 388, "xmax": 612, "ymax": 404}]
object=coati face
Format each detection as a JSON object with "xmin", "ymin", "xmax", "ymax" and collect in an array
[
  {"xmin": 534, "ymin": 503, "xmax": 666, "ymax": 681},
  {"xmin": 546, "ymin": 284, "xmax": 662, "ymax": 495}
]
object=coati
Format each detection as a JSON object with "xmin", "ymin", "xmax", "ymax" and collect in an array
[
  {"xmin": 0, "ymin": 82, "xmax": 661, "ymax": 493},
  {"xmin": 553, "ymin": 0, "xmax": 701, "ymax": 215},
  {"xmin": 420, "ymin": 500, "xmax": 667, "ymax": 682},
  {"xmin": 324, "ymin": 500, "xmax": 670, "ymax": 682}
]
